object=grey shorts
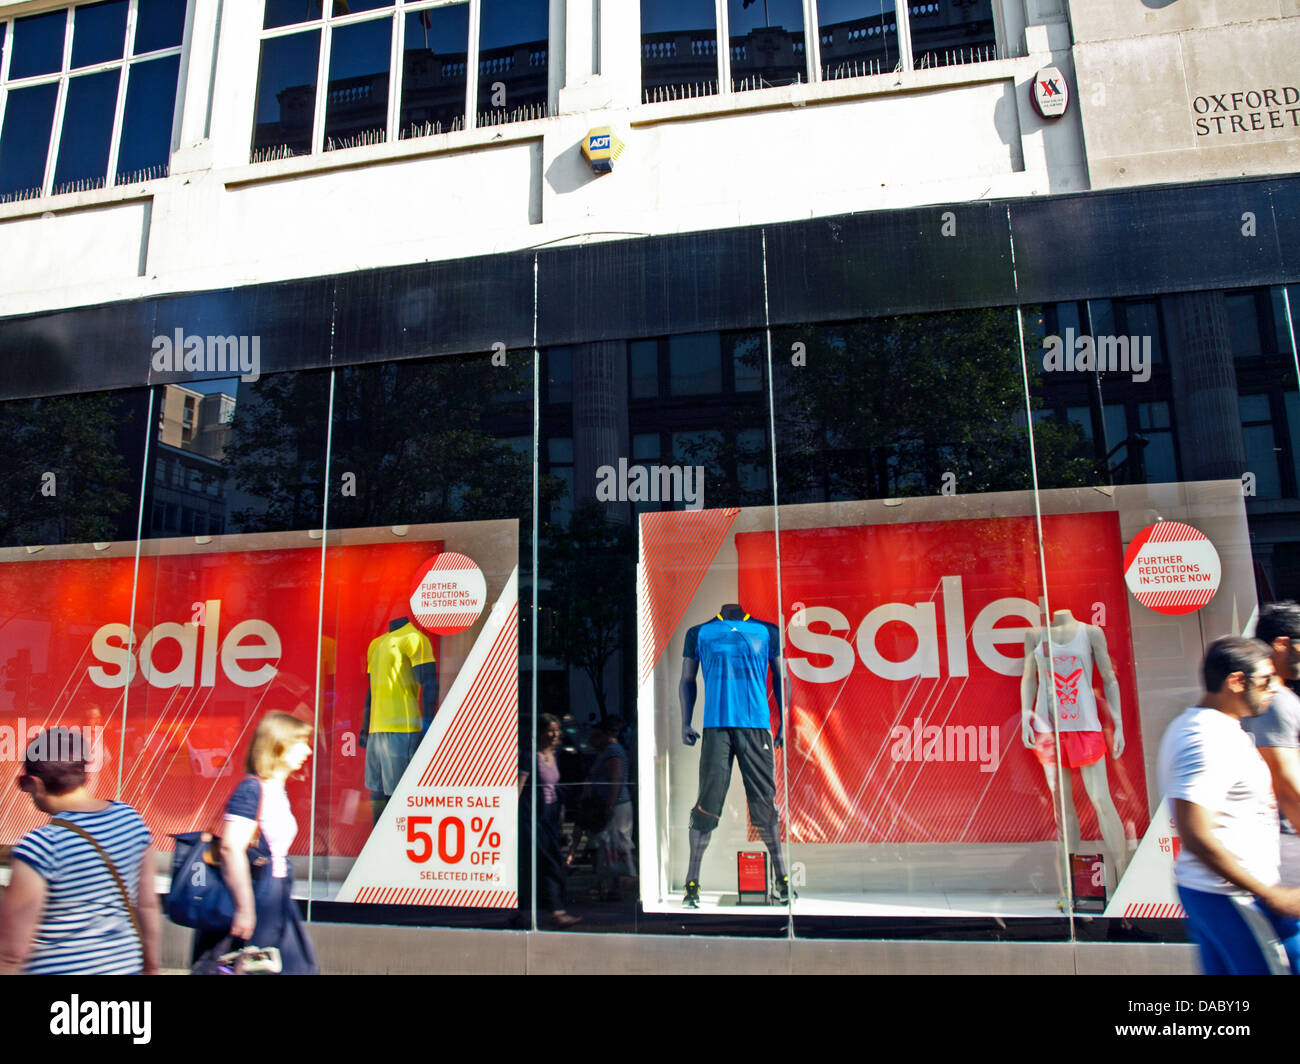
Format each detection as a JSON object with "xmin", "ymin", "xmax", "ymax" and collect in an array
[
  {"xmin": 690, "ymin": 727, "xmax": 778, "ymax": 835},
  {"xmin": 365, "ymin": 731, "xmax": 422, "ymax": 796}
]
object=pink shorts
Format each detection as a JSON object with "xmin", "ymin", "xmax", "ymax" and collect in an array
[{"xmin": 1035, "ymin": 730, "xmax": 1106, "ymax": 769}]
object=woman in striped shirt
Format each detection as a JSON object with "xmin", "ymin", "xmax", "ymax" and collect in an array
[{"xmin": 0, "ymin": 728, "xmax": 161, "ymax": 975}]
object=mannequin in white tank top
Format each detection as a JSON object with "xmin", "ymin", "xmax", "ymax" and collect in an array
[{"xmin": 1020, "ymin": 608, "xmax": 1130, "ymax": 891}]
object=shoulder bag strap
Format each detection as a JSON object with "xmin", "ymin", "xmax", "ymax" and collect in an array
[{"xmin": 48, "ymin": 817, "xmax": 144, "ymax": 949}]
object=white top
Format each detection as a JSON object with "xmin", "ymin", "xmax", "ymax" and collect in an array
[
  {"xmin": 1158, "ymin": 706, "xmax": 1279, "ymax": 895},
  {"xmin": 1032, "ymin": 625, "xmax": 1101, "ymax": 733},
  {"xmin": 225, "ymin": 777, "xmax": 297, "ymax": 879}
]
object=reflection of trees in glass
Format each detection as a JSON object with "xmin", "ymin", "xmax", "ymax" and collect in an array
[
  {"xmin": 0, "ymin": 394, "xmax": 134, "ymax": 546},
  {"xmin": 766, "ymin": 309, "xmax": 1092, "ymax": 500},
  {"xmin": 220, "ymin": 359, "xmax": 545, "ymax": 533},
  {"xmin": 218, "ymin": 373, "xmax": 330, "ymax": 533},
  {"xmin": 329, "ymin": 357, "xmax": 535, "ymax": 527},
  {"xmin": 539, "ymin": 503, "xmax": 636, "ymax": 721}
]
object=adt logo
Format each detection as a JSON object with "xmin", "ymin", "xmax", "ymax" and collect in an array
[{"xmin": 590, "ymin": 134, "xmax": 610, "ymax": 150}]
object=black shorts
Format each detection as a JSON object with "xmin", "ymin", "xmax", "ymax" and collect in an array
[{"xmin": 690, "ymin": 727, "xmax": 778, "ymax": 835}]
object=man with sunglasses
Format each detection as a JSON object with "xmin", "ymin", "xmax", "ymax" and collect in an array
[
  {"xmin": 1241, "ymin": 602, "xmax": 1300, "ymax": 883},
  {"xmin": 1158, "ymin": 636, "xmax": 1300, "ymax": 974}
]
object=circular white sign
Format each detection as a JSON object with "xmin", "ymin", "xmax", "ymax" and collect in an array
[
  {"xmin": 408, "ymin": 553, "xmax": 487, "ymax": 635},
  {"xmin": 1032, "ymin": 67, "xmax": 1069, "ymax": 119},
  {"xmin": 1122, "ymin": 521, "xmax": 1221, "ymax": 616}
]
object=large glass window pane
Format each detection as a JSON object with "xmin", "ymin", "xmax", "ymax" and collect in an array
[
  {"xmin": 116, "ymin": 54, "xmax": 180, "ymax": 183},
  {"xmin": 909, "ymin": 0, "xmax": 999, "ymax": 70},
  {"xmin": 71, "ymin": 0, "xmax": 129, "ymax": 69},
  {"xmin": 324, "ymin": 17, "xmax": 392, "ymax": 151},
  {"xmin": 252, "ymin": 30, "xmax": 321, "ymax": 161},
  {"xmin": 773, "ymin": 302, "xmax": 1069, "ymax": 933},
  {"xmin": 0, "ymin": 83, "xmax": 59, "ymax": 200},
  {"xmin": 134, "ymin": 0, "xmax": 188, "ymax": 54},
  {"xmin": 0, "ymin": 388, "xmax": 149, "ymax": 863},
  {"xmin": 548, "ymin": 333, "xmax": 785, "ymax": 935},
  {"xmin": 728, "ymin": 0, "xmax": 806, "ymax": 92},
  {"xmin": 10, "ymin": 10, "xmax": 67, "ymax": 80},
  {"xmin": 1030, "ymin": 283, "xmax": 1300, "ymax": 943},
  {"xmin": 121, "ymin": 370, "xmax": 330, "ymax": 928},
  {"xmin": 477, "ymin": 0, "xmax": 549, "ymax": 125},
  {"xmin": 400, "ymin": 4, "xmax": 470, "ymax": 138},
  {"xmin": 641, "ymin": 0, "xmax": 719, "ymax": 103},
  {"xmin": 312, "ymin": 353, "xmax": 532, "ymax": 928},
  {"xmin": 817, "ymin": 0, "xmax": 897, "ymax": 81},
  {"xmin": 52, "ymin": 70, "xmax": 120, "ymax": 194}
]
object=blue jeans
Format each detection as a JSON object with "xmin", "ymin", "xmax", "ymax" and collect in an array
[{"xmin": 1178, "ymin": 884, "xmax": 1300, "ymax": 975}]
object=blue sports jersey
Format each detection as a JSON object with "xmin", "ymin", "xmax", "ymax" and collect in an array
[{"xmin": 683, "ymin": 614, "xmax": 780, "ymax": 729}]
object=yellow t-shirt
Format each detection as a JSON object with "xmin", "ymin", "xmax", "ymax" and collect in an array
[{"xmin": 366, "ymin": 622, "xmax": 436, "ymax": 733}]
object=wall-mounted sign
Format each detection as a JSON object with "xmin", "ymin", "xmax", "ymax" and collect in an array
[
  {"xmin": 581, "ymin": 126, "xmax": 625, "ymax": 174},
  {"xmin": 1031, "ymin": 67, "xmax": 1069, "ymax": 119}
]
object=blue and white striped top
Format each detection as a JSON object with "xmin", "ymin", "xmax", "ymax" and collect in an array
[{"xmin": 11, "ymin": 802, "xmax": 151, "ymax": 975}]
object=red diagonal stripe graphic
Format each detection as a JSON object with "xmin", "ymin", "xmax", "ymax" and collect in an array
[{"xmin": 638, "ymin": 509, "xmax": 740, "ymax": 684}]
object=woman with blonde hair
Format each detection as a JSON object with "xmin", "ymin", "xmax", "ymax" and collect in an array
[{"xmin": 191, "ymin": 711, "xmax": 318, "ymax": 974}]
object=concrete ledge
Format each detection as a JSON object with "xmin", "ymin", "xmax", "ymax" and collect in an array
[{"xmin": 153, "ymin": 920, "xmax": 1204, "ymax": 974}]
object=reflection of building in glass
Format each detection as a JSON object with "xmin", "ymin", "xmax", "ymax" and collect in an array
[
  {"xmin": 150, "ymin": 385, "xmax": 234, "ymax": 537},
  {"xmin": 255, "ymin": 40, "xmax": 549, "ymax": 154}
]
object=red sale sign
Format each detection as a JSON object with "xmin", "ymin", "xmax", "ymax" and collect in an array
[
  {"xmin": 0, "ymin": 540, "xmax": 449, "ymax": 856},
  {"xmin": 728, "ymin": 512, "xmax": 1149, "ymax": 845}
]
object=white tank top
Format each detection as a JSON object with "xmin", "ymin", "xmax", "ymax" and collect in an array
[{"xmin": 1032, "ymin": 625, "xmax": 1101, "ymax": 733}]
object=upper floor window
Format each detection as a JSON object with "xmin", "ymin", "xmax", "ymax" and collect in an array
[
  {"xmin": 252, "ymin": 0, "xmax": 549, "ymax": 163},
  {"xmin": 641, "ymin": 0, "xmax": 1001, "ymax": 103},
  {"xmin": 0, "ymin": 0, "xmax": 187, "ymax": 202}
]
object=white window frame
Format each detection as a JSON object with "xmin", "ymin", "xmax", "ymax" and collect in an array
[
  {"xmin": 644, "ymin": 0, "xmax": 1005, "ymax": 102},
  {"xmin": 0, "ymin": 0, "xmax": 188, "ymax": 200},
  {"xmin": 253, "ymin": 0, "xmax": 549, "ymax": 162}
]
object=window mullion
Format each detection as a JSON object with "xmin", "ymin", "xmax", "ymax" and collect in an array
[
  {"xmin": 43, "ymin": 10, "xmax": 74, "ymax": 194},
  {"xmin": 896, "ymin": 0, "xmax": 914, "ymax": 73},
  {"xmin": 387, "ymin": 10, "xmax": 401, "ymax": 144},
  {"xmin": 106, "ymin": 0, "xmax": 139, "ymax": 186},
  {"xmin": 804, "ymin": 0, "xmax": 820, "ymax": 83},
  {"xmin": 715, "ymin": 0, "xmax": 730, "ymax": 95},
  {"xmin": 0, "ymin": 16, "xmax": 12, "ymax": 147},
  {"xmin": 313, "ymin": 20, "xmax": 332, "ymax": 154},
  {"xmin": 466, "ymin": 0, "xmax": 480, "ymax": 129}
]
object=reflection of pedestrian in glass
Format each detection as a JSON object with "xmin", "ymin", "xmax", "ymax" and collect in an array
[
  {"xmin": 191, "ymin": 712, "xmax": 318, "ymax": 974},
  {"xmin": 570, "ymin": 718, "xmax": 634, "ymax": 901},
  {"xmin": 0, "ymin": 728, "xmax": 160, "ymax": 975},
  {"xmin": 517, "ymin": 713, "xmax": 580, "ymax": 928}
]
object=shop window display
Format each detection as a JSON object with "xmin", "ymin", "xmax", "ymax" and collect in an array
[{"xmin": 0, "ymin": 195, "xmax": 1297, "ymax": 947}]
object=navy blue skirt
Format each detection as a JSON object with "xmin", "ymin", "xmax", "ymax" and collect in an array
[{"xmin": 192, "ymin": 873, "xmax": 318, "ymax": 975}]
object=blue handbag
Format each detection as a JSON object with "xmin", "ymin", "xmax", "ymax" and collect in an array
[{"xmin": 167, "ymin": 783, "xmax": 269, "ymax": 931}]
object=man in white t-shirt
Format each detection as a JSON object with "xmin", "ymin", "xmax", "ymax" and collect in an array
[
  {"xmin": 1158, "ymin": 635, "xmax": 1300, "ymax": 974},
  {"xmin": 1241, "ymin": 602, "xmax": 1300, "ymax": 884}
]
